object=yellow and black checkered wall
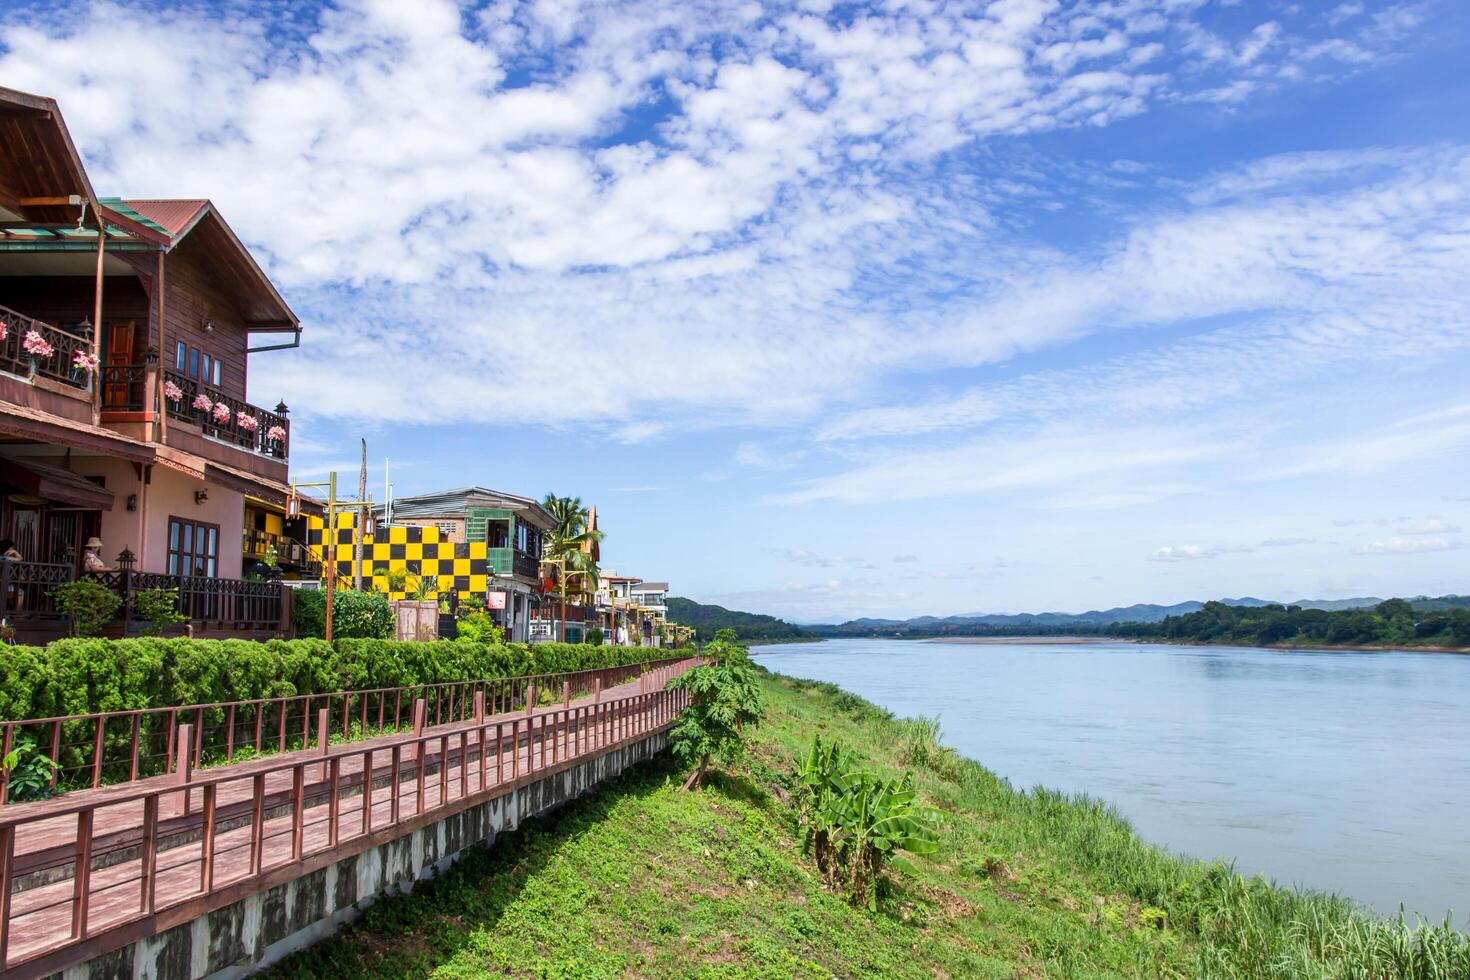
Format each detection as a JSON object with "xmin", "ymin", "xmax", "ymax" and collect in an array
[{"xmin": 306, "ymin": 513, "xmax": 491, "ymax": 601}]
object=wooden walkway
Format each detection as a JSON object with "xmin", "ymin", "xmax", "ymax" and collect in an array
[{"xmin": 0, "ymin": 658, "xmax": 700, "ymax": 977}]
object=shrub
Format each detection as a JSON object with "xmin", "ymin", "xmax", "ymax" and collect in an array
[
  {"xmin": 1, "ymin": 735, "xmax": 59, "ymax": 802},
  {"xmin": 795, "ymin": 734, "xmax": 941, "ymax": 910},
  {"xmin": 0, "ymin": 637, "xmax": 658, "ymax": 723},
  {"xmin": 456, "ymin": 612, "xmax": 504, "ymax": 645},
  {"xmin": 51, "ymin": 579, "xmax": 122, "ymax": 637},
  {"xmin": 586, "ymin": 627, "xmax": 604, "ymax": 646},
  {"xmin": 294, "ymin": 589, "xmax": 392, "ymax": 639},
  {"xmin": 133, "ymin": 587, "xmax": 187, "ymax": 636}
]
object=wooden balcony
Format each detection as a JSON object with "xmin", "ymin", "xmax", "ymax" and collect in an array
[
  {"xmin": 1, "ymin": 561, "xmax": 287, "ymax": 639},
  {"xmin": 0, "ymin": 305, "xmax": 95, "ymax": 394},
  {"xmin": 161, "ymin": 368, "xmax": 290, "ymax": 461},
  {"xmin": 243, "ymin": 528, "xmax": 319, "ymax": 574}
]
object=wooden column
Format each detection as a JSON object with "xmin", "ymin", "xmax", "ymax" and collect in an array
[
  {"xmin": 155, "ymin": 250, "xmax": 167, "ymax": 441},
  {"xmin": 91, "ymin": 212, "xmax": 105, "ymax": 424}
]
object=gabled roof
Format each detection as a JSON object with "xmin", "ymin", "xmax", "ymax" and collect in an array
[
  {"xmin": 122, "ymin": 199, "xmax": 208, "ymax": 236},
  {"xmin": 386, "ymin": 487, "xmax": 556, "ymax": 528},
  {"xmin": 113, "ymin": 198, "xmax": 297, "ymax": 331},
  {"xmin": 0, "ymin": 87, "xmax": 99, "ymax": 225},
  {"xmin": 631, "ymin": 581, "xmax": 669, "ymax": 592}
]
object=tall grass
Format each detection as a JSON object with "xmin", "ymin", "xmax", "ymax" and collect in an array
[{"xmin": 779, "ymin": 674, "xmax": 1470, "ymax": 979}]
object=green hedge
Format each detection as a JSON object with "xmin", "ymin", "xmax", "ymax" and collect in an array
[
  {"xmin": 293, "ymin": 589, "xmax": 393, "ymax": 639},
  {"xmin": 0, "ymin": 638, "xmax": 658, "ymax": 722}
]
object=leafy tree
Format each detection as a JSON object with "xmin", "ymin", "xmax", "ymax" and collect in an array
[
  {"xmin": 795, "ymin": 734, "xmax": 940, "ymax": 909},
  {"xmin": 51, "ymin": 579, "xmax": 123, "ymax": 637},
  {"xmin": 667, "ymin": 651, "xmax": 764, "ymax": 791},
  {"xmin": 541, "ymin": 494, "xmax": 605, "ymax": 631}
]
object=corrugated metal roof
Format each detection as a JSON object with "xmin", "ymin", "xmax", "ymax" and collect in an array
[{"xmin": 119, "ymin": 199, "xmax": 208, "ymax": 237}]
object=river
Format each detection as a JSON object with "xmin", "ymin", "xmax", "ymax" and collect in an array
[{"xmin": 752, "ymin": 638, "xmax": 1469, "ymax": 923}]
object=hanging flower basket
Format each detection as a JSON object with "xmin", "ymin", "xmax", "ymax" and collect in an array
[
  {"xmin": 236, "ymin": 412, "xmax": 260, "ymax": 432},
  {"xmin": 71, "ymin": 349, "xmax": 100, "ymax": 373},
  {"xmin": 192, "ymin": 393, "xmax": 213, "ymax": 413},
  {"xmin": 266, "ymin": 424, "xmax": 287, "ymax": 443},
  {"xmin": 212, "ymin": 402, "xmax": 231, "ymax": 423},
  {"xmin": 164, "ymin": 380, "xmax": 184, "ymax": 402},
  {"xmin": 22, "ymin": 330, "xmax": 54, "ymax": 359}
]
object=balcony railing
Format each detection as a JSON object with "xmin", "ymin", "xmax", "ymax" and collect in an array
[
  {"xmin": 99, "ymin": 363, "xmax": 151, "ymax": 412},
  {"xmin": 243, "ymin": 528, "xmax": 317, "ymax": 571},
  {"xmin": 162, "ymin": 369, "xmax": 289, "ymax": 460},
  {"xmin": 89, "ymin": 569, "xmax": 285, "ymax": 631},
  {"xmin": 0, "ymin": 561, "xmax": 74, "ymax": 622},
  {"xmin": 1, "ymin": 561, "xmax": 285, "ymax": 634},
  {"xmin": 0, "ymin": 306, "xmax": 95, "ymax": 392},
  {"xmin": 513, "ymin": 551, "xmax": 539, "ymax": 579}
]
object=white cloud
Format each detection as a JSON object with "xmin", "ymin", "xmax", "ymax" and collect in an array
[
  {"xmin": 1148, "ymin": 543, "xmax": 1257, "ymax": 562},
  {"xmin": 765, "ymin": 423, "xmax": 1226, "ymax": 506},
  {"xmin": 1396, "ymin": 518, "xmax": 1462, "ymax": 535},
  {"xmin": 0, "ymin": 0, "xmax": 1432, "ymax": 436},
  {"xmin": 1357, "ymin": 537, "xmax": 1462, "ymax": 555},
  {"xmin": 771, "ymin": 548, "xmax": 876, "ymax": 570},
  {"xmin": 1148, "ymin": 545, "xmax": 1217, "ymax": 561}
]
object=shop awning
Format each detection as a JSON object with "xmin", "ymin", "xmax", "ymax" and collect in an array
[{"xmin": 0, "ymin": 455, "xmax": 114, "ymax": 509}]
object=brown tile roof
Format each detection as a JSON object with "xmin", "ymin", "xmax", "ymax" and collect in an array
[{"xmin": 121, "ymin": 199, "xmax": 209, "ymax": 237}]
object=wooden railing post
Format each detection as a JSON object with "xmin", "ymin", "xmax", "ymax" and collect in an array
[
  {"xmin": 413, "ymin": 698, "xmax": 426, "ymax": 737},
  {"xmin": 317, "ymin": 707, "xmax": 330, "ymax": 780},
  {"xmin": 174, "ymin": 723, "xmax": 193, "ymax": 816}
]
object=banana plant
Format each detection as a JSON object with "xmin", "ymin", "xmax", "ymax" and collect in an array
[{"xmin": 794, "ymin": 734, "xmax": 940, "ymax": 909}]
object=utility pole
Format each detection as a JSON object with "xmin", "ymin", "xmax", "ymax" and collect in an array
[
  {"xmin": 353, "ymin": 439, "xmax": 367, "ymax": 591},
  {"xmin": 294, "ymin": 471, "xmax": 351, "ymax": 644},
  {"xmin": 325, "ymin": 471, "xmax": 337, "ymax": 643}
]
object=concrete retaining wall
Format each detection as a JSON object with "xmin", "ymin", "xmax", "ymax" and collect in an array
[{"xmin": 56, "ymin": 732, "xmax": 669, "ymax": 980}]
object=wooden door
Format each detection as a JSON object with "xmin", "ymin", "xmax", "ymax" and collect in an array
[{"xmin": 103, "ymin": 321, "xmax": 137, "ymax": 409}]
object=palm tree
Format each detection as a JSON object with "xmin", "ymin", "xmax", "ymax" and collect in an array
[{"xmin": 541, "ymin": 494, "xmax": 604, "ymax": 640}]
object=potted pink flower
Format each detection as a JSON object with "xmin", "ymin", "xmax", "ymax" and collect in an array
[
  {"xmin": 236, "ymin": 411, "xmax": 260, "ymax": 432},
  {"xmin": 211, "ymin": 402, "xmax": 231, "ymax": 424},
  {"xmin": 266, "ymin": 424, "xmax": 287, "ymax": 443},
  {"xmin": 192, "ymin": 393, "xmax": 213, "ymax": 413},
  {"xmin": 164, "ymin": 380, "xmax": 184, "ymax": 403},
  {"xmin": 0, "ymin": 322, "xmax": 7, "ymax": 342},
  {"xmin": 22, "ymin": 329, "xmax": 54, "ymax": 360},
  {"xmin": 72, "ymin": 349, "xmax": 100, "ymax": 373}
]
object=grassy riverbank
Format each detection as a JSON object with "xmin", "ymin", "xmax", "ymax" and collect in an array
[{"xmin": 269, "ymin": 670, "xmax": 1468, "ymax": 978}]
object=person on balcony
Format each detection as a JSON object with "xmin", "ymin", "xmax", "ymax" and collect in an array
[
  {"xmin": 82, "ymin": 537, "xmax": 108, "ymax": 573},
  {"xmin": 0, "ymin": 540, "xmax": 21, "ymax": 562}
]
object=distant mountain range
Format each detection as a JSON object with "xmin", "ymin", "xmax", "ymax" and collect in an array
[
  {"xmin": 671, "ymin": 594, "xmax": 1470, "ymax": 644},
  {"xmin": 805, "ymin": 593, "xmax": 1458, "ymax": 640},
  {"xmin": 665, "ymin": 597, "xmax": 813, "ymax": 643}
]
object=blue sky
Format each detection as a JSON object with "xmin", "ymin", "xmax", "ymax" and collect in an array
[{"xmin": 5, "ymin": 0, "xmax": 1469, "ymax": 621}]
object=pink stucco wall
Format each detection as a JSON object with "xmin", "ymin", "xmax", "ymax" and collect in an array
[{"xmin": 63, "ymin": 457, "xmax": 245, "ymax": 578}]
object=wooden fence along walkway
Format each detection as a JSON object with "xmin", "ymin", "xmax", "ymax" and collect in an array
[
  {"xmin": 1, "ymin": 659, "xmax": 670, "ymax": 801},
  {"xmin": 0, "ymin": 657, "xmax": 702, "ymax": 978}
]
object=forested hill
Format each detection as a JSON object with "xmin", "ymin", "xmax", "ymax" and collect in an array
[
  {"xmin": 665, "ymin": 598, "xmax": 814, "ymax": 643},
  {"xmin": 1112, "ymin": 597, "xmax": 1470, "ymax": 649}
]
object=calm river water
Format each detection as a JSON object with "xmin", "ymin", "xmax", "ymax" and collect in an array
[{"xmin": 753, "ymin": 638, "xmax": 1470, "ymax": 923}]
